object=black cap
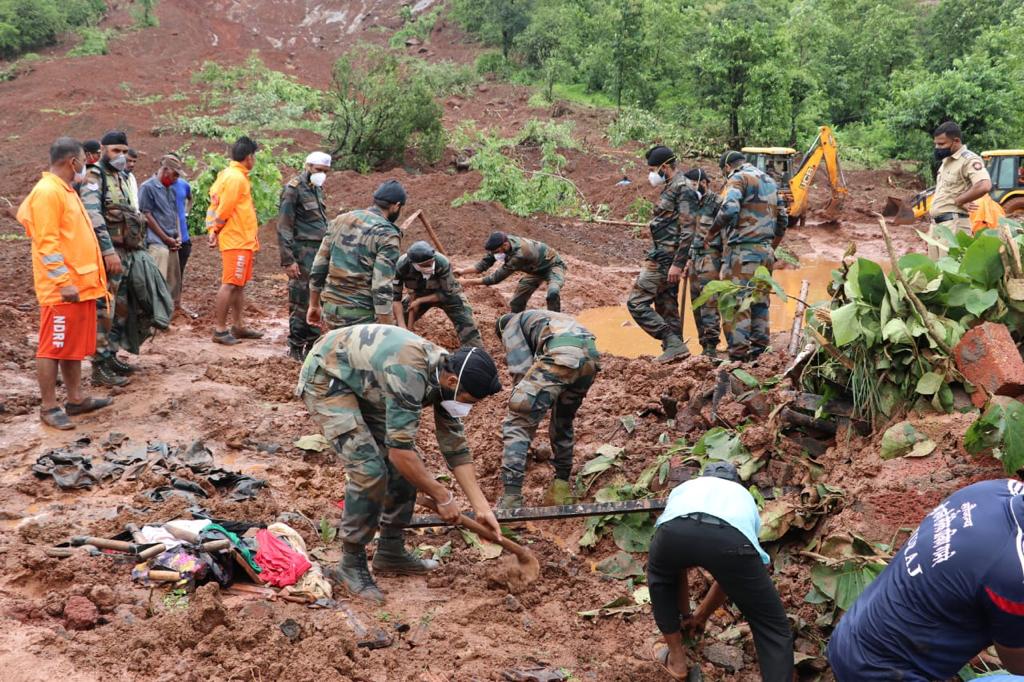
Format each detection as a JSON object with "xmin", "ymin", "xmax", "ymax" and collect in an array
[
  {"xmin": 448, "ymin": 347, "xmax": 501, "ymax": 399},
  {"xmin": 407, "ymin": 240, "xmax": 435, "ymax": 263},
  {"xmin": 101, "ymin": 130, "xmax": 128, "ymax": 146},
  {"xmin": 645, "ymin": 145, "xmax": 675, "ymax": 167},
  {"xmin": 703, "ymin": 461, "xmax": 741, "ymax": 483},
  {"xmin": 484, "ymin": 231, "xmax": 507, "ymax": 252},
  {"xmin": 684, "ymin": 168, "xmax": 708, "ymax": 183},
  {"xmin": 83, "ymin": 140, "xmax": 101, "ymax": 154},
  {"xmin": 373, "ymin": 179, "xmax": 407, "ymax": 205},
  {"xmin": 495, "ymin": 312, "xmax": 515, "ymax": 338},
  {"xmin": 718, "ymin": 150, "xmax": 745, "ymax": 170}
]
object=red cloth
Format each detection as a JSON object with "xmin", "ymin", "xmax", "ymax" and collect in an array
[{"xmin": 253, "ymin": 528, "xmax": 311, "ymax": 587}]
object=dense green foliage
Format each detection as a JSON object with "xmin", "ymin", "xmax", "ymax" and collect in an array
[
  {"xmin": 453, "ymin": 0, "xmax": 1024, "ymax": 162},
  {"xmin": 0, "ymin": 0, "xmax": 106, "ymax": 58},
  {"xmin": 185, "ymin": 149, "xmax": 283, "ymax": 235},
  {"xmin": 67, "ymin": 26, "xmax": 111, "ymax": 57}
]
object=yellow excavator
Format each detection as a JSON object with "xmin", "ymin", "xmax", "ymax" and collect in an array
[
  {"xmin": 882, "ymin": 149, "xmax": 1024, "ymax": 224},
  {"xmin": 742, "ymin": 125, "xmax": 849, "ymax": 227}
]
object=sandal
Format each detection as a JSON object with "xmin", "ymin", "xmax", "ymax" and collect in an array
[
  {"xmin": 65, "ymin": 396, "xmax": 113, "ymax": 416},
  {"xmin": 40, "ymin": 407, "xmax": 74, "ymax": 430},
  {"xmin": 230, "ymin": 326, "xmax": 264, "ymax": 339},
  {"xmin": 653, "ymin": 646, "xmax": 688, "ymax": 681}
]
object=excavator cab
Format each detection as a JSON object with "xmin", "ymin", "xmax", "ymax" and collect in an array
[
  {"xmin": 742, "ymin": 147, "xmax": 798, "ymax": 185},
  {"xmin": 983, "ymin": 150, "xmax": 1024, "ymax": 218}
]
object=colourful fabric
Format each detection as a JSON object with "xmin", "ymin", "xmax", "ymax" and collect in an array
[
  {"xmin": 254, "ymin": 528, "xmax": 311, "ymax": 587},
  {"xmin": 207, "ymin": 161, "xmax": 259, "ymax": 251},
  {"xmin": 19, "ymin": 172, "xmax": 107, "ymax": 306}
]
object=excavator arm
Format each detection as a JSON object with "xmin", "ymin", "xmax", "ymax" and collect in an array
[
  {"xmin": 788, "ymin": 125, "xmax": 849, "ymax": 221},
  {"xmin": 882, "ymin": 187, "xmax": 934, "ymax": 225}
]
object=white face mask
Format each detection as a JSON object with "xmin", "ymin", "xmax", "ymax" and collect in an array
[
  {"xmin": 494, "ymin": 252, "xmax": 507, "ymax": 263},
  {"xmin": 648, "ymin": 171, "xmax": 666, "ymax": 188},
  {"xmin": 439, "ymin": 348, "xmax": 476, "ymax": 419},
  {"xmin": 309, "ymin": 171, "xmax": 326, "ymax": 187},
  {"xmin": 109, "ymin": 153, "xmax": 127, "ymax": 171},
  {"xmin": 413, "ymin": 263, "xmax": 435, "ymax": 278},
  {"xmin": 73, "ymin": 160, "xmax": 87, "ymax": 184}
]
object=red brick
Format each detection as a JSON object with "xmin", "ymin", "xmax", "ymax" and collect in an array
[{"xmin": 954, "ymin": 322, "xmax": 1024, "ymax": 399}]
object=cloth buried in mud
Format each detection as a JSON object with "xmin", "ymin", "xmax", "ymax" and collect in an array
[
  {"xmin": 32, "ymin": 437, "xmax": 265, "ymax": 502},
  {"xmin": 253, "ymin": 528, "xmax": 311, "ymax": 587}
]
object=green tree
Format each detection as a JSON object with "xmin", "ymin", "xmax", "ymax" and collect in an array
[
  {"xmin": 451, "ymin": 0, "xmax": 532, "ymax": 59},
  {"xmin": 923, "ymin": 0, "xmax": 1024, "ymax": 71}
]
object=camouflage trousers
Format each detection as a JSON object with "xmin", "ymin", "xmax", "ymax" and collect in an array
[
  {"xmin": 301, "ymin": 366, "xmax": 416, "ymax": 547},
  {"xmin": 725, "ymin": 243, "xmax": 774, "ymax": 361},
  {"xmin": 689, "ymin": 250, "xmax": 724, "ymax": 353},
  {"xmin": 627, "ymin": 260, "xmax": 680, "ymax": 343},
  {"xmin": 322, "ymin": 302, "xmax": 376, "ymax": 331},
  {"xmin": 93, "ymin": 249, "xmax": 128, "ymax": 360},
  {"xmin": 510, "ymin": 262, "xmax": 567, "ymax": 313},
  {"xmin": 501, "ymin": 342, "xmax": 599, "ymax": 490},
  {"xmin": 288, "ymin": 240, "xmax": 322, "ymax": 353},
  {"xmin": 403, "ymin": 294, "xmax": 483, "ymax": 348}
]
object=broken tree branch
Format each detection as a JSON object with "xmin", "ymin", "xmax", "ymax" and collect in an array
[
  {"xmin": 875, "ymin": 214, "xmax": 954, "ymax": 356},
  {"xmin": 787, "ymin": 279, "xmax": 810, "ymax": 356}
]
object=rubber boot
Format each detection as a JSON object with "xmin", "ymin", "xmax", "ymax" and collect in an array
[
  {"xmin": 91, "ymin": 358, "xmax": 130, "ymax": 387},
  {"xmin": 372, "ymin": 529, "xmax": 439, "ymax": 575},
  {"xmin": 656, "ymin": 335, "xmax": 690, "ymax": 364},
  {"xmin": 287, "ymin": 345, "xmax": 305, "ymax": 362},
  {"xmin": 543, "ymin": 478, "xmax": 574, "ymax": 506},
  {"xmin": 333, "ymin": 546, "xmax": 385, "ymax": 603}
]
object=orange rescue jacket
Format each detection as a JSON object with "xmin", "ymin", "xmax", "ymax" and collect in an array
[
  {"xmin": 18, "ymin": 172, "xmax": 107, "ymax": 306},
  {"xmin": 206, "ymin": 161, "xmax": 260, "ymax": 251}
]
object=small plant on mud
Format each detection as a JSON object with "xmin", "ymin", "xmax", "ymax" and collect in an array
[
  {"xmin": 318, "ymin": 517, "xmax": 337, "ymax": 544},
  {"xmin": 515, "ymin": 118, "xmax": 579, "ymax": 150},
  {"xmin": 68, "ymin": 27, "xmax": 112, "ymax": 57},
  {"xmin": 624, "ymin": 197, "xmax": 652, "ymax": 229},
  {"xmin": 162, "ymin": 588, "xmax": 189, "ymax": 610},
  {"xmin": 131, "ymin": 0, "xmax": 158, "ymax": 28},
  {"xmin": 389, "ymin": 5, "xmax": 442, "ymax": 48}
]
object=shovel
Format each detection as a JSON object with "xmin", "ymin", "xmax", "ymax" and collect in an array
[{"xmin": 420, "ymin": 497, "xmax": 540, "ymax": 584}]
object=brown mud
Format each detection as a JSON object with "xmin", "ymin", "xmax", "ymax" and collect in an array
[{"xmin": 0, "ymin": 2, "xmax": 989, "ymax": 681}]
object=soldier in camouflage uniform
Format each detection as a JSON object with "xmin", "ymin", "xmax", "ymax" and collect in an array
[
  {"xmin": 297, "ymin": 324, "xmax": 503, "ymax": 602},
  {"xmin": 393, "ymin": 241, "xmax": 483, "ymax": 348},
  {"xmin": 457, "ymin": 232, "xmax": 567, "ymax": 312},
  {"xmin": 308, "ymin": 180, "xmax": 406, "ymax": 331},
  {"xmin": 278, "ymin": 152, "xmax": 331, "ymax": 361},
  {"xmin": 494, "ymin": 310, "xmax": 600, "ymax": 509},
  {"xmin": 79, "ymin": 130, "xmax": 143, "ymax": 388},
  {"xmin": 713, "ymin": 151, "xmax": 788, "ymax": 361},
  {"xmin": 627, "ymin": 146, "xmax": 699, "ymax": 363},
  {"xmin": 684, "ymin": 169, "xmax": 725, "ymax": 357}
]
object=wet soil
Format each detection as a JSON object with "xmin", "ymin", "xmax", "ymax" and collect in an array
[{"xmin": 0, "ymin": 2, "xmax": 987, "ymax": 681}]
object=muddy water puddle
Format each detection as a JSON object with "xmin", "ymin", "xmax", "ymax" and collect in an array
[{"xmin": 577, "ymin": 259, "xmax": 841, "ymax": 357}]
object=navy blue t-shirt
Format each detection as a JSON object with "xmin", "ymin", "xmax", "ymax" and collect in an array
[{"xmin": 828, "ymin": 479, "xmax": 1024, "ymax": 681}]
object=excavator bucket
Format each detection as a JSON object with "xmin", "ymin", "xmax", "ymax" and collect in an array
[
  {"xmin": 820, "ymin": 194, "xmax": 845, "ymax": 222},
  {"xmin": 882, "ymin": 196, "xmax": 917, "ymax": 225}
]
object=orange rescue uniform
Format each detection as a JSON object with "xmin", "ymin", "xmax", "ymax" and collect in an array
[
  {"xmin": 206, "ymin": 160, "xmax": 260, "ymax": 286},
  {"xmin": 18, "ymin": 172, "xmax": 107, "ymax": 360}
]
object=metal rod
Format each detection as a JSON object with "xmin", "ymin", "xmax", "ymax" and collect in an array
[{"xmin": 404, "ymin": 498, "xmax": 668, "ymax": 529}]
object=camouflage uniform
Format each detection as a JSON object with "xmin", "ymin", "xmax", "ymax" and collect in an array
[
  {"xmin": 473, "ymin": 235, "xmax": 566, "ymax": 312},
  {"xmin": 627, "ymin": 171, "xmax": 699, "ymax": 345},
  {"xmin": 718, "ymin": 163, "xmax": 788, "ymax": 360},
  {"xmin": 689, "ymin": 191, "xmax": 725, "ymax": 354},
  {"xmin": 278, "ymin": 170, "xmax": 329, "ymax": 356},
  {"xmin": 297, "ymin": 324, "xmax": 472, "ymax": 547},
  {"xmin": 79, "ymin": 162, "xmax": 138, "ymax": 360},
  {"xmin": 394, "ymin": 252, "xmax": 483, "ymax": 348},
  {"xmin": 499, "ymin": 311, "xmax": 600, "ymax": 492},
  {"xmin": 309, "ymin": 206, "xmax": 400, "ymax": 330}
]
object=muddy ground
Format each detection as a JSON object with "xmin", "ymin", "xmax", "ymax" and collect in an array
[{"xmin": 0, "ymin": 2, "xmax": 998, "ymax": 681}]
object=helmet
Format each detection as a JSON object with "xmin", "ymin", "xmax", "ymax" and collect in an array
[{"xmin": 407, "ymin": 240, "xmax": 435, "ymax": 264}]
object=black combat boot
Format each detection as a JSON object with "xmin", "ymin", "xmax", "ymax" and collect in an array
[
  {"xmin": 108, "ymin": 354, "xmax": 136, "ymax": 375},
  {"xmin": 333, "ymin": 545, "xmax": 385, "ymax": 603},
  {"xmin": 372, "ymin": 528, "xmax": 439, "ymax": 575},
  {"xmin": 91, "ymin": 358, "xmax": 129, "ymax": 387}
]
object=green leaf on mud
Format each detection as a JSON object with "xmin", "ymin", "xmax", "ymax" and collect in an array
[
  {"xmin": 693, "ymin": 427, "xmax": 750, "ymax": 463},
  {"xmin": 612, "ymin": 519, "xmax": 656, "ymax": 553},
  {"xmin": 595, "ymin": 551, "xmax": 644, "ymax": 579},
  {"xmin": 758, "ymin": 500, "xmax": 797, "ymax": 541},
  {"xmin": 578, "ymin": 595, "xmax": 645, "ymax": 618},
  {"xmin": 880, "ymin": 421, "xmax": 935, "ymax": 460},
  {"xmin": 810, "ymin": 561, "xmax": 885, "ymax": 611},
  {"xmin": 458, "ymin": 528, "xmax": 503, "ymax": 560},
  {"xmin": 294, "ymin": 434, "xmax": 331, "ymax": 452},
  {"xmin": 964, "ymin": 397, "xmax": 1024, "ymax": 476},
  {"xmin": 732, "ymin": 368, "xmax": 760, "ymax": 389},
  {"xmin": 915, "ymin": 372, "xmax": 943, "ymax": 395},
  {"xmin": 830, "ymin": 302, "xmax": 861, "ymax": 347}
]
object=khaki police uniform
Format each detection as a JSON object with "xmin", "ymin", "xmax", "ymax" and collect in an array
[{"xmin": 928, "ymin": 146, "xmax": 990, "ymax": 258}]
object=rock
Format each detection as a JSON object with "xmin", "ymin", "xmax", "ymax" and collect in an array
[
  {"xmin": 63, "ymin": 595, "xmax": 98, "ymax": 630},
  {"xmin": 43, "ymin": 591, "xmax": 65, "ymax": 617},
  {"xmin": 703, "ymin": 642, "xmax": 744, "ymax": 673},
  {"xmin": 89, "ymin": 585, "xmax": 117, "ymax": 613},
  {"xmin": 112, "ymin": 604, "xmax": 144, "ymax": 626},
  {"xmin": 504, "ymin": 595, "xmax": 524, "ymax": 612},
  {"xmin": 954, "ymin": 322, "xmax": 1024, "ymax": 406},
  {"xmin": 239, "ymin": 599, "xmax": 275, "ymax": 621}
]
